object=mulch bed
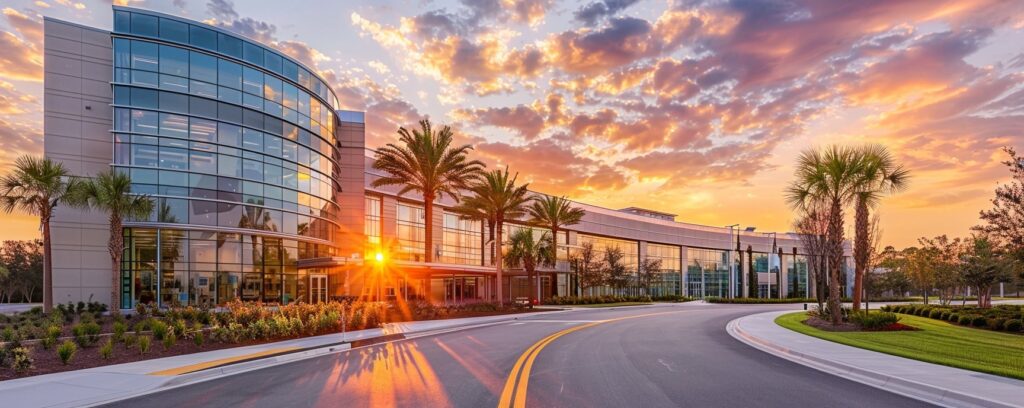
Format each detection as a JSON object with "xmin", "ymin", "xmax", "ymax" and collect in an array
[
  {"xmin": 802, "ymin": 316, "xmax": 918, "ymax": 332},
  {"xmin": 0, "ymin": 308, "xmax": 535, "ymax": 381}
]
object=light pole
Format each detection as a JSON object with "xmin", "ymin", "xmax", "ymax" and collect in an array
[{"xmin": 768, "ymin": 232, "xmax": 777, "ymax": 299}]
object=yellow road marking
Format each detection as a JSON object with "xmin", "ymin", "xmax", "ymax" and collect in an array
[
  {"xmin": 497, "ymin": 310, "xmax": 687, "ymax": 408},
  {"xmin": 148, "ymin": 347, "xmax": 301, "ymax": 376}
]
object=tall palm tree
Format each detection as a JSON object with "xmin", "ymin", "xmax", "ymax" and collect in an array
[
  {"xmin": 505, "ymin": 228, "xmax": 555, "ymax": 308},
  {"xmin": 68, "ymin": 169, "xmax": 154, "ymax": 309},
  {"xmin": 452, "ymin": 168, "xmax": 531, "ymax": 304},
  {"xmin": 0, "ymin": 156, "xmax": 78, "ymax": 312},
  {"xmin": 787, "ymin": 146, "xmax": 870, "ymax": 325},
  {"xmin": 372, "ymin": 119, "xmax": 484, "ymax": 262},
  {"xmin": 852, "ymin": 145, "xmax": 909, "ymax": 312},
  {"xmin": 527, "ymin": 194, "xmax": 584, "ymax": 255}
]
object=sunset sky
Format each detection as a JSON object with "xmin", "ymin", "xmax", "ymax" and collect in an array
[{"xmin": 0, "ymin": 0, "xmax": 1021, "ymax": 248}]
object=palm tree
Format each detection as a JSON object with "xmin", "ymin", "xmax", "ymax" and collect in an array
[
  {"xmin": 527, "ymin": 194, "xmax": 584, "ymax": 256},
  {"xmin": 452, "ymin": 168, "xmax": 531, "ymax": 304},
  {"xmin": 0, "ymin": 156, "xmax": 78, "ymax": 312},
  {"xmin": 787, "ymin": 146, "xmax": 871, "ymax": 325},
  {"xmin": 505, "ymin": 228, "xmax": 555, "ymax": 308},
  {"xmin": 68, "ymin": 170, "xmax": 153, "ymax": 309},
  {"xmin": 852, "ymin": 145, "xmax": 909, "ymax": 312},
  {"xmin": 372, "ymin": 119, "xmax": 484, "ymax": 262}
]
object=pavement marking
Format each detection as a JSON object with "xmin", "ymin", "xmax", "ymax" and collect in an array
[
  {"xmin": 147, "ymin": 347, "xmax": 301, "ymax": 376},
  {"xmin": 497, "ymin": 310, "xmax": 688, "ymax": 408},
  {"xmin": 516, "ymin": 320, "xmax": 601, "ymax": 323}
]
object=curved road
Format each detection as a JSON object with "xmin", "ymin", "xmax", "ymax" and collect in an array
[{"xmin": 104, "ymin": 303, "xmax": 933, "ymax": 407}]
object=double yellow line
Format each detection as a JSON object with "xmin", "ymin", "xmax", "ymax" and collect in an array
[{"xmin": 496, "ymin": 310, "xmax": 686, "ymax": 408}]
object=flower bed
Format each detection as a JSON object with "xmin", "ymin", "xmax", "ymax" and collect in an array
[
  {"xmin": 0, "ymin": 299, "xmax": 528, "ymax": 380},
  {"xmin": 880, "ymin": 304, "xmax": 1023, "ymax": 333}
]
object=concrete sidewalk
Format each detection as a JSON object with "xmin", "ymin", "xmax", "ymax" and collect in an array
[
  {"xmin": 728, "ymin": 310, "xmax": 1024, "ymax": 408},
  {"xmin": 0, "ymin": 310, "xmax": 563, "ymax": 408}
]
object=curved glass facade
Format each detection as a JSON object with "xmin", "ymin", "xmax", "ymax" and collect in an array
[{"xmin": 112, "ymin": 7, "xmax": 344, "ymax": 308}]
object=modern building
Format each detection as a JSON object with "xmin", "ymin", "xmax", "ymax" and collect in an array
[{"xmin": 43, "ymin": 7, "xmax": 853, "ymax": 309}]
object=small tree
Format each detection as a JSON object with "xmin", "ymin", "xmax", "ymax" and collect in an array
[
  {"xmin": 505, "ymin": 228, "xmax": 555, "ymax": 307},
  {"xmin": 962, "ymin": 235, "xmax": 1013, "ymax": 308},
  {"xmin": 637, "ymin": 257, "xmax": 663, "ymax": 296},
  {"xmin": 603, "ymin": 246, "xmax": 629, "ymax": 293},
  {"xmin": 571, "ymin": 242, "xmax": 603, "ymax": 295}
]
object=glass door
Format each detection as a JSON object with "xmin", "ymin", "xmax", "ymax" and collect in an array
[{"xmin": 310, "ymin": 274, "xmax": 328, "ymax": 303}]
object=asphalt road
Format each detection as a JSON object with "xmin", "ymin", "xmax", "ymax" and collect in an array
[{"xmin": 104, "ymin": 303, "xmax": 934, "ymax": 408}]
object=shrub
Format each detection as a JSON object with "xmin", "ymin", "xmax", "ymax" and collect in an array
[
  {"xmin": 1, "ymin": 326, "xmax": 15, "ymax": 342},
  {"xmin": 958, "ymin": 315, "xmax": 973, "ymax": 325},
  {"xmin": 193, "ymin": 330, "xmax": 204, "ymax": 348},
  {"xmin": 947, "ymin": 313, "xmax": 960, "ymax": 323},
  {"xmin": 150, "ymin": 319, "xmax": 169, "ymax": 341},
  {"xmin": 99, "ymin": 338, "xmax": 113, "ymax": 359},
  {"xmin": 851, "ymin": 312, "xmax": 900, "ymax": 330},
  {"xmin": 112, "ymin": 321, "xmax": 127, "ymax": 343},
  {"xmin": 133, "ymin": 319, "xmax": 148, "ymax": 336},
  {"xmin": 123, "ymin": 333, "xmax": 137, "ymax": 350},
  {"xmin": 987, "ymin": 318, "xmax": 1007, "ymax": 331},
  {"xmin": 162, "ymin": 332, "xmax": 176, "ymax": 351},
  {"xmin": 10, "ymin": 346, "xmax": 33, "ymax": 373},
  {"xmin": 970, "ymin": 315, "xmax": 987, "ymax": 327},
  {"xmin": 1004, "ymin": 319, "xmax": 1022, "ymax": 332},
  {"xmin": 138, "ymin": 336, "xmax": 151, "ymax": 354},
  {"xmin": 939, "ymin": 311, "xmax": 950, "ymax": 321},
  {"xmin": 41, "ymin": 325, "xmax": 62, "ymax": 350},
  {"xmin": 171, "ymin": 319, "xmax": 187, "ymax": 340},
  {"xmin": 57, "ymin": 340, "xmax": 77, "ymax": 365},
  {"xmin": 928, "ymin": 309, "xmax": 943, "ymax": 319},
  {"xmin": 71, "ymin": 322, "xmax": 101, "ymax": 347}
]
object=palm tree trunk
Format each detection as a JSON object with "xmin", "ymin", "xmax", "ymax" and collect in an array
[
  {"xmin": 110, "ymin": 215, "xmax": 123, "ymax": 309},
  {"xmin": 853, "ymin": 196, "xmax": 868, "ymax": 312},
  {"xmin": 828, "ymin": 199, "xmax": 844, "ymax": 325},
  {"xmin": 495, "ymin": 222, "xmax": 504, "ymax": 304},
  {"xmin": 42, "ymin": 216, "xmax": 53, "ymax": 312},
  {"xmin": 424, "ymin": 194, "xmax": 434, "ymax": 263},
  {"xmin": 527, "ymin": 264, "xmax": 535, "ymax": 309}
]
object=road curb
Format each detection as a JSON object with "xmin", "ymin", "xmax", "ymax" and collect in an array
[{"xmin": 726, "ymin": 312, "xmax": 1019, "ymax": 408}]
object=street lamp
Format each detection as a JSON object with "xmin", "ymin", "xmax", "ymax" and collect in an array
[
  {"xmin": 725, "ymin": 224, "xmax": 739, "ymax": 299},
  {"xmin": 373, "ymin": 251, "xmax": 385, "ymax": 302}
]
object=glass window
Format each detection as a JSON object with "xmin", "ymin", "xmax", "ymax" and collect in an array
[
  {"xmin": 218, "ymin": 103, "xmax": 242, "ymax": 123},
  {"xmin": 218, "ymin": 87, "xmax": 242, "ymax": 105},
  {"xmin": 242, "ymin": 159, "xmax": 263, "ymax": 181},
  {"xmin": 189, "ymin": 51, "xmax": 217, "ymax": 83},
  {"xmin": 264, "ymin": 75, "xmax": 282, "ymax": 103},
  {"xmin": 264, "ymin": 135, "xmax": 282, "ymax": 157},
  {"xmin": 242, "ymin": 128, "xmax": 263, "ymax": 151},
  {"xmin": 130, "ymin": 70, "xmax": 158, "ymax": 87},
  {"xmin": 159, "ymin": 197, "xmax": 188, "ymax": 223},
  {"xmin": 218, "ymin": 154, "xmax": 240, "ymax": 178},
  {"xmin": 282, "ymin": 140, "xmax": 297, "ymax": 161},
  {"xmin": 283, "ymin": 83, "xmax": 297, "ymax": 110},
  {"xmin": 190, "ymin": 200, "xmax": 218, "ymax": 226},
  {"xmin": 243, "ymin": 41, "xmax": 263, "ymax": 65},
  {"xmin": 131, "ymin": 144, "xmax": 159, "ymax": 167},
  {"xmin": 264, "ymin": 51, "xmax": 283, "ymax": 74},
  {"xmin": 158, "ymin": 18, "xmax": 188, "ymax": 43},
  {"xmin": 159, "ymin": 113, "xmax": 189, "ymax": 138},
  {"xmin": 396, "ymin": 203, "xmax": 426, "ymax": 261},
  {"xmin": 114, "ymin": 10, "xmax": 130, "ymax": 33},
  {"xmin": 131, "ymin": 13, "xmax": 158, "ymax": 37},
  {"xmin": 159, "ymin": 146, "xmax": 188, "ymax": 170},
  {"xmin": 217, "ymin": 59, "xmax": 242, "ymax": 89},
  {"xmin": 114, "ymin": 38, "xmax": 131, "ymax": 68},
  {"xmin": 189, "ymin": 25, "xmax": 217, "ymax": 50},
  {"xmin": 130, "ymin": 109, "xmax": 158, "ymax": 134},
  {"xmin": 131, "ymin": 40, "xmax": 159, "ymax": 71},
  {"xmin": 218, "ymin": 202, "xmax": 243, "ymax": 227},
  {"xmin": 186, "ymin": 118, "xmax": 216, "ymax": 142},
  {"xmin": 190, "ymin": 80, "xmax": 217, "ymax": 98},
  {"xmin": 218, "ymin": 123, "xmax": 241, "ymax": 147},
  {"xmin": 243, "ymin": 109, "xmax": 264, "ymax": 129},
  {"xmin": 159, "ymin": 74, "xmax": 188, "ymax": 93},
  {"xmin": 189, "ymin": 150, "xmax": 216, "ymax": 173},
  {"xmin": 190, "ymin": 96, "xmax": 217, "ymax": 116},
  {"xmin": 159, "ymin": 91, "xmax": 188, "ymax": 113},
  {"xmin": 264, "ymin": 164, "xmax": 282, "ymax": 185},
  {"xmin": 298, "ymin": 68, "xmax": 311, "ymax": 89},
  {"xmin": 242, "ymin": 67, "xmax": 263, "ymax": 96},
  {"xmin": 130, "ymin": 87, "xmax": 158, "ymax": 108},
  {"xmin": 218, "ymin": 33, "xmax": 242, "ymax": 58},
  {"xmin": 282, "ymin": 60, "xmax": 298, "ymax": 82}
]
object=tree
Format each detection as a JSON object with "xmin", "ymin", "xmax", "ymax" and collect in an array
[
  {"xmin": 571, "ymin": 242, "xmax": 603, "ymax": 295},
  {"xmin": 975, "ymin": 146, "xmax": 1024, "ymax": 289},
  {"xmin": 794, "ymin": 201, "xmax": 830, "ymax": 310},
  {"xmin": 873, "ymin": 246, "xmax": 912, "ymax": 297},
  {"xmin": 505, "ymin": 228, "xmax": 555, "ymax": 307},
  {"xmin": 918, "ymin": 235, "xmax": 964, "ymax": 306},
  {"xmin": 637, "ymin": 257, "xmax": 663, "ymax": 295},
  {"xmin": 0, "ymin": 156, "xmax": 79, "ymax": 311},
  {"xmin": 527, "ymin": 194, "xmax": 585, "ymax": 252},
  {"xmin": 603, "ymin": 246, "xmax": 629, "ymax": 293},
  {"xmin": 0, "ymin": 263, "xmax": 9, "ymax": 303},
  {"xmin": 372, "ymin": 119, "xmax": 484, "ymax": 263},
  {"xmin": 852, "ymin": 145, "xmax": 909, "ymax": 311},
  {"xmin": 452, "ymin": 168, "xmax": 530, "ymax": 304},
  {"xmin": 961, "ymin": 235, "xmax": 1013, "ymax": 308},
  {"xmin": 67, "ymin": 170, "xmax": 154, "ymax": 309}
]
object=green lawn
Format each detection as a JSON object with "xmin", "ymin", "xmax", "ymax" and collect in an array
[
  {"xmin": 776, "ymin": 312, "xmax": 1024, "ymax": 380},
  {"xmin": 569, "ymin": 302, "xmax": 653, "ymax": 308}
]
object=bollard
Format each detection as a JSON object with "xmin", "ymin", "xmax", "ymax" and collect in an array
[{"xmin": 803, "ymin": 303, "xmax": 807, "ymax": 311}]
